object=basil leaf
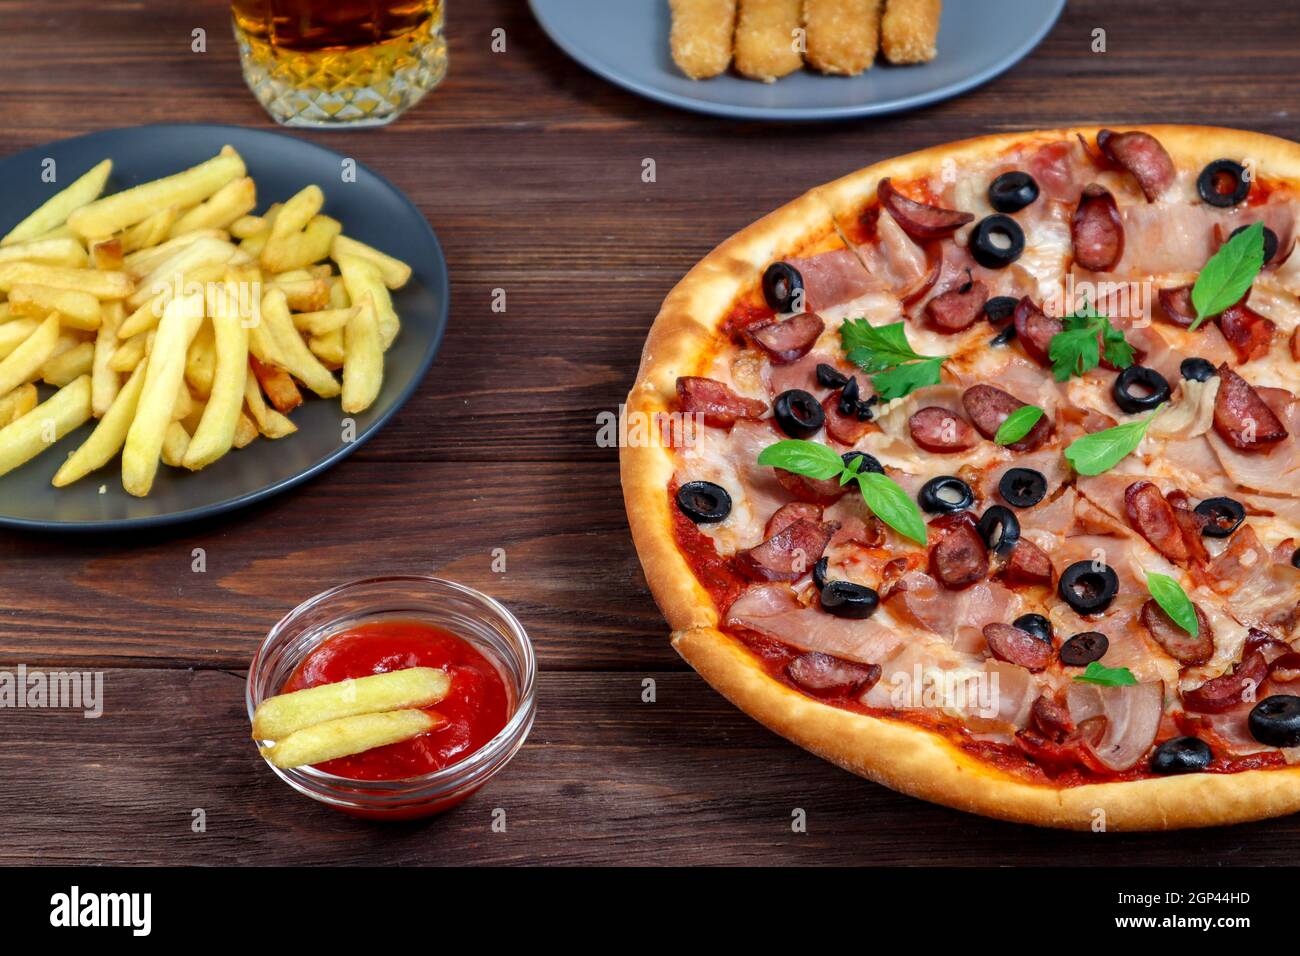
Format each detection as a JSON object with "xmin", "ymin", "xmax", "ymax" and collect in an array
[
  {"xmin": 1073, "ymin": 661, "xmax": 1138, "ymax": 687},
  {"xmin": 1190, "ymin": 221, "xmax": 1265, "ymax": 330},
  {"xmin": 1147, "ymin": 571, "xmax": 1199, "ymax": 636},
  {"xmin": 871, "ymin": 356, "xmax": 945, "ymax": 401},
  {"xmin": 756, "ymin": 440, "xmax": 844, "ymax": 480},
  {"xmin": 1063, "ymin": 412, "xmax": 1158, "ymax": 476},
  {"xmin": 855, "ymin": 471, "xmax": 927, "ymax": 545},
  {"xmin": 840, "ymin": 319, "xmax": 921, "ymax": 367},
  {"xmin": 994, "ymin": 405, "xmax": 1045, "ymax": 445}
]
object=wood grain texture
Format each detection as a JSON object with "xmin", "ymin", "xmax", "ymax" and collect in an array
[{"xmin": 2, "ymin": 0, "xmax": 1300, "ymax": 864}]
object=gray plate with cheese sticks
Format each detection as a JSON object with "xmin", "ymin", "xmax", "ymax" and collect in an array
[{"xmin": 530, "ymin": 0, "xmax": 1066, "ymax": 121}]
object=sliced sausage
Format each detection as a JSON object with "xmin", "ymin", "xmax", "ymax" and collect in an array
[
  {"xmin": 735, "ymin": 518, "xmax": 839, "ymax": 582},
  {"xmin": 1071, "ymin": 184, "xmax": 1125, "ymax": 272},
  {"xmin": 1000, "ymin": 537, "xmax": 1054, "ymax": 586},
  {"xmin": 786, "ymin": 652, "xmax": 881, "ymax": 698},
  {"xmin": 821, "ymin": 393, "xmax": 873, "ymax": 445},
  {"xmin": 676, "ymin": 376, "xmax": 768, "ymax": 428},
  {"xmin": 876, "ymin": 177, "xmax": 975, "ymax": 240},
  {"xmin": 961, "ymin": 383, "xmax": 1054, "ymax": 452},
  {"xmin": 926, "ymin": 279, "xmax": 989, "ymax": 334},
  {"xmin": 764, "ymin": 502, "xmax": 823, "ymax": 539},
  {"xmin": 928, "ymin": 511, "xmax": 989, "ymax": 591},
  {"xmin": 774, "ymin": 467, "xmax": 848, "ymax": 506},
  {"xmin": 1012, "ymin": 296, "xmax": 1062, "ymax": 366},
  {"xmin": 908, "ymin": 406, "xmax": 979, "ymax": 453},
  {"xmin": 1166, "ymin": 490, "xmax": 1211, "ymax": 565},
  {"xmin": 1213, "ymin": 364, "xmax": 1289, "ymax": 450},
  {"xmin": 1140, "ymin": 598, "xmax": 1214, "ymax": 666},
  {"xmin": 1217, "ymin": 300, "xmax": 1276, "ymax": 363},
  {"xmin": 1031, "ymin": 694, "xmax": 1075, "ymax": 742},
  {"xmin": 1124, "ymin": 480, "xmax": 1189, "ymax": 563},
  {"xmin": 746, "ymin": 312, "xmax": 826, "ymax": 364},
  {"xmin": 1183, "ymin": 651, "xmax": 1268, "ymax": 713},
  {"xmin": 1156, "ymin": 285, "xmax": 1196, "ymax": 329},
  {"xmin": 983, "ymin": 622, "xmax": 1054, "ymax": 672},
  {"xmin": 1096, "ymin": 129, "xmax": 1176, "ymax": 202}
]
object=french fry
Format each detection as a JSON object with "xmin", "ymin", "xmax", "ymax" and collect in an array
[
  {"xmin": 182, "ymin": 289, "xmax": 249, "ymax": 470},
  {"xmin": 119, "ymin": 206, "xmax": 180, "ymax": 254},
  {"xmin": 268, "ymin": 185, "xmax": 324, "ymax": 243},
  {"xmin": 169, "ymin": 176, "xmax": 257, "ymax": 238},
  {"xmin": 0, "ymin": 375, "xmax": 93, "ymax": 478},
  {"xmin": 250, "ymin": 355, "xmax": 303, "ymax": 414},
  {"xmin": 67, "ymin": 149, "xmax": 245, "ymax": 239},
  {"xmin": 0, "ymin": 313, "xmax": 59, "ymax": 397},
  {"xmin": 243, "ymin": 370, "xmax": 298, "ymax": 439},
  {"xmin": 9, "ymin": 284, "xmax": 102, "ymax": 330},
  {"xmin": 261, "ymin": 709, "xmax": 442, "ymax": 770},
  {"xmin": 0, "ymin": 318, "xmax": 40, "ymax": 361},
  {"xmin": 252, "ymin": 667, "xmax": 451, "ymax": 741},
  {"xmin": 1, "ymin": 159, "xmax": 112, "ymax": 246},
  {"xmin": 109, "ymin": 334, "xmax": 147, "ymax": 373},
  {"xmin": 171, "ymin": 380, "xmax": 193, "ymax": 422},
  {"xmin": 125, "ymin": 235, "xmax": 235, "ymax": 311},
  {"xmin": 330, "ymin": 234, "xmax": 412, "ymax": 289},
  {"xmin": 309, "ymin": 329, "xmax": 345, "ymax": 369},
  {"xmin": 121, "ymin": 292, "xmax": 204, "ymax": 497},
  {"xmin": 91, "ymin": 301, "xmax": 124, "ymax": 416},
  {"xmin": 123, "ymin": 228, "xmax": 225, "ymax": 277},
  {"xmin": 0, "ymin": 383, "xmax": 38, "ymax": 427},
  {"xmin": 342, "ymin": 295, "xmax": 383, "ymax": 414},
  {"xmin": 232, "ymin": 411, "xmax": 258, "ymax": 448},
  {"xmin": 119, "ymin": 258, "xmax": 227, "ymax": 340},
  {"xmin": 160, "ymin": 421, "xmax": 191, "ymax": 467},
  {"xmin": 292, "ymin": 306, "xmax": 355, "ymax": 338},
  {"xmin": 269, "ymin": 273, "xmax": 331, "ymax": 312},
  {"xmin": 258, "ymin": 288, "xmax": 341, "ymax": 398},
  {"xmin": 237, "ymin": 204, "xmax": 281, "ymax": 258},
  {"xmin": 184, "ymin": 320, "xmax": 217, "ymax": 399},
  {"xmin": 228, "ymin": 214, "xmax": 265, "ymax": 240},
  {"xmin": 89, "ymin": 238, "xmax": 124, "ymax": 272},
  {"xmin": 42, "ymin": 341, "xmax": 94, "ymax": 387},
  {"xmin": 337, "ymin": 254, "xmax": 399, "ymax": 349},
  {"xmin": 0, "ymin": 237, "xmax": 89, "ymax": 269},
  {"xmin": 52, "ymin": 362, "xmax": 147, "ymax": 487},
  {"xmin": 261, "ymin": 214, "xmax": 341, "ymax": 274},
  {"xmin": 0, "ymin": 262, "xmax": 132, "ymax": 300}
]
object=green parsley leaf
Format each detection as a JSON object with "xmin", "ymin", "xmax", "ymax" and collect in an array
[
  {"xmin": 756, "ymin": 440, "xmax": 843, "ymax": 480},
  {"xmin": 871, "ymin": 356, "xmax": 946, "ymax": 401},
  {"xmin": 994, "ymin": 405, "xmax": 1045, "ymax": 446},
  {"xmin": 1073, "ymin": 661, "xmax": 1138, "ymax": 687},
  {"xmin": 839, "ymin": 319, "xmax": 922, "ymax": 370},
  {"xmin": 1063, "ymin": 411, "xmax": 1159, "ymax": 476},
  {"xmin": 1190, "ymin": 221, "xmax": 1266, "ymax": 331},
  {"xmin": 1146, "ymin": 571, "xmax": 1199, "ymax": 637},
  {"xmin": 855, "ymin": 471, "xmax": 927, "ymax": 545},
  {"xmin": 1048, "ymin": 308, "xmax": 1134, "ymax": 382}
]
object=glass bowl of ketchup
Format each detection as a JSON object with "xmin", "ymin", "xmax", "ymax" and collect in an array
[{"xmin": 247, "ymin": 576, "xmax": 536, "ymax": 820}]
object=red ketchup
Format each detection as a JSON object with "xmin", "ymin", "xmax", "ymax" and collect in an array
[{"xmin": 282, "ymin": 620, "xmax": 510, "ymax": 781}]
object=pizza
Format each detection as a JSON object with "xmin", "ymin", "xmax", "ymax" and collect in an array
[{"xmin": 621, "ymin": 125, "xmax": 1300, "ymax": 830}]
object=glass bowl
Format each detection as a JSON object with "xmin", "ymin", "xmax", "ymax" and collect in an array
[{"xmin": 247, "ymin": 576, "xmax": 536, "ymax": 820}]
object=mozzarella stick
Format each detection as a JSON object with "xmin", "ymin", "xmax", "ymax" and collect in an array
[
  {"xmin": 881, "ymin": 0, "xmax": 941, "ymax": 65},
  {"xmin": 669, "ymin": 0, "xmax": 737, "ymax": 80},
  {"xmin": 803, "ymin": 0, "xmax": 880, "ymax": 75},
  {"xmin": 734, "ymin": 0, "xmax": 803, "ymax": 82}
]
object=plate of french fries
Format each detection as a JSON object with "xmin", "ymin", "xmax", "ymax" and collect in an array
[
  {"xmin": 0, "ymin": 125, "xmax": 448, "ymax": 530},
  {"xmin": 530, "ymin": 0, "xmax": 1064, "ymax": 121}
]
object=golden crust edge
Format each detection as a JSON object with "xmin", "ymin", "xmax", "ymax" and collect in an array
[{"xmin": 622, "ymin": 125, "xmax": 1300, "ymax": 827}]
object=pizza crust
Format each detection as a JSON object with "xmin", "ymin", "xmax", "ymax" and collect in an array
[{"xmin": 622, "ymin": 125, "xmax": 1300, "ymax": 829}]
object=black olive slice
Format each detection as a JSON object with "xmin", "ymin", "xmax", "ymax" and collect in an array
[
  {"xmin": 1197, "ymin": 160, "xmax": 1250, "ymax": 208},
  {"xmin": 918, "ymin": 476, "xmax": 974, "ymax": 514},
  {"xmin": 1194, "ymin": 497, "xmax": 1245, "ymax": 538},
  {"xmin": 1013, "ymin": 613, "xmax": 1053, "ymax": 645},
  {"xmin": 1112, "ymin": 365, "xmax": 1171, "ymax": 414},
  {"xmin": 1151, "ymin": 736, "xmax": 1214, "ymax": 775},
  {"xmin": 1292, "ymin": 547, "xmax": 1300, "ymax": 570},
  {"xmin": 762, "ymin": 262, "xmax": 804, "ymax": 313},
  {"xmin": 1059, "ymin": 631, "xmax": 1109, "ymax": 666},
  {"xmin": 1229, "ymin": 223, "xmax": 1280, "ymax": 264},
  {"xmin": 998, "ymin": 467, "xmax": 1048, "ymax": 508},
  {"xmin": 773, "ymin": 389, "xmax": 824, "ymax": 439},
  {"xmin": 812, "ymin": 556, "xmax": 829, "ymax": 591},
  {"xmin": 983, "ymin": 295, "xmax": 1019, "ymax": 324},
  {"xmin": 816, "ymin": 363, "xmax": 849, "ymax": 390},
  {"xmin": 838, "ymin": 376, "xmax": 861, "ymax": 416},
  {"xmin": 988, "ymin": 171, "xmax": 1040, "ymax": 213},
  {"xmin": 969, "ymin": 215, "xmax": 1026, "ymax": 269},
  {"xmin": 676, "ymin": 481, "xmax": 732, "ymax": 523},
  {"xmin": 1179, "ymin": 357, "xmax": 1216, "ymax": 382},
  {"xmin": 841, "ymin": 450, "xmax": 885, "ymax": 475},
  {"xmin": 989, "ymin": 325, "xmax": 1017, "ymax": 347},
  {"xmin": 977, "ymin": 505, "xmax": 1021, "ymax": 557},
  {"xmin": 1249, "ymin": 695, "xmax": 1300, "ymax": 747},
  {"xmin": 1059, "ymin": 561, "xmax": 1120, "ymax": 615},
  {"xmin": 820, "ymin": 581, "xmax": 881, "ymax": 620}
]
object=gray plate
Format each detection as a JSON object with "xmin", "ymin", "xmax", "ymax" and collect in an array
[
  {"xmin": 0, "ymin": 125, "xmax": 449, "ymax": 532},
  {"xmin": 530, "ymin": 0, "xmax": 1065, "ymax": 121}
]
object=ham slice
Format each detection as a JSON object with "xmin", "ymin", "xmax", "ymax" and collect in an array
[
  {"xmin": 786, "ymin": 248, "xmax": 880, "ymax": 312},
  {"xmin": 1066, "ymin": 681, "xmax": 1164, "ymax": 771},
  {"xmin": 886, "ymin": 571, "xmax": 1022, "ymax": 638},
  {"xmin": 727, "ymin": 585, "xmax": 906, "ymax": 665},
  {"xmin": 855, "ymin": 209, "xmax": 930, "ymax": 293},
  {"xmin": 1205, "ymin": 525, "xmax": 1300, "ymax": 631}
]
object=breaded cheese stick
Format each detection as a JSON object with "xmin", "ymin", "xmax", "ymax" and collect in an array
[
  {"xmin": 881, "ymin": 0, "xmax": 941, "ymax": 64},
  {"xmin": 734, "ymin": 0, "xmax": 803, "ymax": 82},
  {"xmin": 669, "ymin": 0, "xmax": 737, "ymax": 79},
  {"xmin": 803, "ymin": 0, "xmax": 881, "ymax": 76}
]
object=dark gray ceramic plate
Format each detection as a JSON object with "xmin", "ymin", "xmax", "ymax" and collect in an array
[
  {"xmin": 530, "ymin": 0, "xmax": 1065, "ymax": 121},
  {"xmin": 0, "ymin": 125, "xmax": 448, "ymax": 532}
]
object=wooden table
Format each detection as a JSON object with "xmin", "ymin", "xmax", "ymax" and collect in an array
[{"xmin": 4, "ymin": 0, "xmax": 1300, "ymax": 865}]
